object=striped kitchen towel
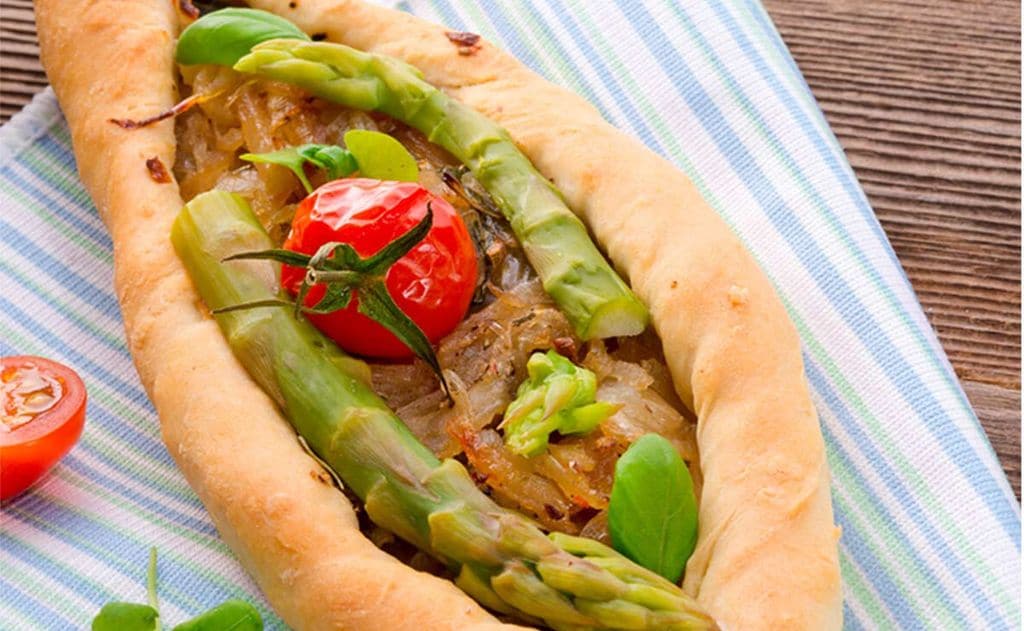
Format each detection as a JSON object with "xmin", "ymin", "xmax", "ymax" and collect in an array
[{"xmin": 1, "ymin": 1, "xmax": 1019, "ymax": 629}]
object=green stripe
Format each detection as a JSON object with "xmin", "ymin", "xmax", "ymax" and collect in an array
[
  {"xmin": 21, "ymin": 138, "xmax": 99, "ymax": 209},
  {"xmin": 837, "ymin": 545, "xmax": 894, "ymax": 628},
  {"xmin": 729, "ymin": 4, "xmax": 841, "ymax": 155},
  {"xmin": 666, "ymin": 2, "xmax": 982, "ymax": 425},
  {"xmin": 0, "ymin": 554, "xmax": 93, "ymax": 624},
  {"xmin": 33, "ymin": 480, "xmax": 284, "ymax": 627},
  {"xmin": 6, "ymin": 503, "xmax": 209, "ymax": 613},
  {"xmin": 570, "ymin": 0, "xmax": 1015, "ymax": 617},
  {"xmin": 1, "ymin": 518, "xmax": 119, "ymax": 602},
  {"xmin": 0, "ymin": 258, "xmax": 125, "ymax": 349},
  {"xmin": 21, "ymin": 140, "xmax": 110, "ymax": 229},
  {"xmin": 0, "ymin": 601, "xmax": 34, "ymax": 631},
  {"xmin": 0, "ymin": 180, "xmax": 112, "ymax": 264},
  {"xmin": 55, "ymin": 463, "xmax": 224, "ymax": 553},
  {"xmin": 793, "ymin": 297, "xmax": 1018, "ymax": 617},
  {"xmin": 825, "ymin": 433, "xmax": 955, "ymax": 626}
]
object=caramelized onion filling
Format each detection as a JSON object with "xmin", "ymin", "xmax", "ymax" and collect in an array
[{"xmin": 174, "ymin": 66, "xmax": 700, "ymax": 544}]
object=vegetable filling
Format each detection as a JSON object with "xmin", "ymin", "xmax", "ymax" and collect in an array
[
  {"xmin": 164, "ymin": 9, "xmax": 713, "ymax": 629},
  {"xmin": 173, "ymin": 66, "xmax": 701, "ymax": 539}
]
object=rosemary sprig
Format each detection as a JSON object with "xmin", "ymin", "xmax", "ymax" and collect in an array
[{"xmin": 215, "ymin": 207, "xmax": 449, "ymax": 395}]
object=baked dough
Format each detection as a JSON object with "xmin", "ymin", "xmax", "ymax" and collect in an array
[{"xmin": 36, "ymin": 0, "xmax": 842, "ymax": 629}]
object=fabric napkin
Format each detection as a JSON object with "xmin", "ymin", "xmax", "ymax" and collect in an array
[{"xmin": 1, "ymin": 1, "xmax": 1019, "ymax": 629}]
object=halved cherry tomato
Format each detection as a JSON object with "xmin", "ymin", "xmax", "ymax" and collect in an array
[
  {"xmin": 1, "ymin": 356, "xmax": 86, "ymax": 500},
  {"xmin": 281, "ymin": 178, "xmax": 478, "ymax": 359}
]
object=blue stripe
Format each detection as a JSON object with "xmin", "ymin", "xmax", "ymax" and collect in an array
[
  {"xmin": 60, "ymin": 448, "xmax": 214, "ymax": 532},
  {"xmin": 689, "ymin": 2, "xmax": 903, "ymax": 274},
  {"xmin": 6, "ymin": 499, "xmax": 237, "ymax": 615},
  {"xmin": 2, "ymin": 161, "xmax": 112, "ymax": 255},
  {"xmin": 480, "ymin": 0, "xmax": 620, "ymax": 127},
  {"xmin": 425, "ymin": 0, "xmax": 467, "ymax": 33},
  {"xmin": 61, "ymin": 453, "xmax": 218, "ymax": 538},
  {"xmin": 713, "ymin": 1, "xmax": 996, "ymax": 461},
  {"xmin": 0, "ymin": 575, "xmax": 78, "ymax": 630},
  {"xmin": 830, "ymin": 507, "xmax": 929, "ymax": 628},
  {"xmin": 0, "ymin": 219, "xmax": 121, "ymax": 319},
  {"xmin": 535, "ymin": 0, "xmax": 666, "ymax": 155},
  {"xmin": 613, "ymin": 0, "xmax": 1020, "ymax": 545},
  {"xmin": 30, "ymin": 133, "xmax": 108, "ymax": 232},
  {"xmin": 808, "ymin": 360, "xmax": 1001, "ymax": 627},
  {"xmin": 1, "ymin": 530, "xmax": 116, "ymax": 609},
  {"xmin": 842, "ymin": 601, "xmax": 868, "ymax": 631},
  {"xmin": 0, "ymin": 259, "xmax": 126, "ymax": 354},
  {"xmin": 0, "ymin": 297, "xmax": 148, "ymax": 405}
]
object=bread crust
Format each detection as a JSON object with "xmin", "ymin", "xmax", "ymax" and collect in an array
[{"xmin": 36, "ymin": 0, "xmax": 842, "ymax": 629}]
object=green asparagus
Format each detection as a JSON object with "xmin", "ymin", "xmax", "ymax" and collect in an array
[
  {"xmin": 502, "ymin": 350, "xmax": 619, "ymax": 457},
  {"xmin": 176, "ymin": 14, "xmax": 648, "ymax": 340},
  {"xmin": 171, "ymin": 191, "xmax": 714, "ymax": 631}
]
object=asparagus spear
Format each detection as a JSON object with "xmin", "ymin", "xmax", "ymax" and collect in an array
[
  {"xmin": 221, "ymin": 38, "xmax": 648, "ymax": 341},
  {"xmin": 502, "ymin": 350, "xmax": 620, "ymax": 458},
  {"xmin": 171, "ymin": 191, "xmax": 714, "ymax": 631}
]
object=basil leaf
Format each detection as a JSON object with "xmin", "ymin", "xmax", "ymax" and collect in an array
[
  {"xmin": 240, "ymin": 147, "xmax": 314, "ymax": 193},
  {"xmin": 91, "ymin": 603, "xmax": 160, "ymax": 631},
  {"xmin": 92, "ymin": 548, "xmax": 263, "ymax": 631},
  {"xmin": 175, "ymin": 8, "xmax": 310, "ymax": 67},
  {"xmin": 608, "ymin": 433, "xmax": 698, "ymax": 583},
  {"xmin": 92, "ymin": 548, "xmax": 160, "ymax": 631},
  {"xmin": 171, "ymin": 600, "xmax": 263, "ymax": 631},
  {"xmin": 298, "ymin": 144, "xmax": 358, "ymax": 180},
  {"xmin": 344, "ymin": 129, "xmax": 419, "ymax": 182},
  {"xmin": 242, "ymin": 144, "xmax": 358, "ymax": 193}
]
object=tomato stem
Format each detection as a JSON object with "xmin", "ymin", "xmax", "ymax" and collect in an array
[
  {"xmin": 171, "ymin": 189, "xmax": 714, "ymax": 630},
  {"xmin": 214, "ymin": 204, "xmax": 449, "ymax": 397}
]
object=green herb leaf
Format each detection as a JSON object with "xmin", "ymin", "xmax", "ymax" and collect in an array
[
  {"xmin": 92, "ymin": 548, "xmax": 264, "ymax": 631},
  {"xmin": 91, "ymin": 548, "xmax": 160, "ymax": 631},
  {"xmin": 175, "ymin": 8, "xmax": 310, "ymax": 67},
  {"xmin": 241, "ymin": 144, "xmax": 358, "ymax": 194},
  {"xmin": 299, "ymin": 144, "xmax": 358, "ymax": 180},
  {"xmin": 171, "ymin": 600, "xmax": 263, "ymax": 631},
  {"xmin": 607, "ymin": 434, "xmax": 698, "ymax": 584},
  {"xmin": 344, "ymin": 129, "xmax": 419, "ymax": 182},
  {"xmin": 240, "ymin": 147, "xmax": 314, "ymax": 193},
  {"xmin": 92, "ymin": 603, "xmax": 160, "ymax": 631},
  {"xmin": 240, "ymin": 132, "xmax": 414, "ymax": 193}
]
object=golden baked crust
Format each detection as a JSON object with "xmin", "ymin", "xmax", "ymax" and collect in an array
[{"xmin": 37, "ymin": 0, "xmax": 842, "ymax": 629}]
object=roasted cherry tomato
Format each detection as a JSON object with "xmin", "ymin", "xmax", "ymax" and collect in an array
[
  {"xmin": 281, "ymin": 178, "xmax": 478, "ymax": 359},
  {"xmin": 1, "ymin": 356, "xmax": 86, "ymax": 500}
]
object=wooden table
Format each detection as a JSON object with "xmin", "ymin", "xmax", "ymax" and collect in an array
[{"xmin": 3, "ymin": 0, "xmax": 1019, "ymax": 497}]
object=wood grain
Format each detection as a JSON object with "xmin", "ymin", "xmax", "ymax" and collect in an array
[
  {"xmin": 1, "ymin": 0, "xmax": 1019, "ymax": 496},
  {"xmin": 762, "ymin": 0, "xmax": 1020, "ymax": 498}
]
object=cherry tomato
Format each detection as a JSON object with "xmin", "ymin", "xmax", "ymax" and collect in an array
[
  {"xmin": 1, "ymin": 356, "xmax": 86, "ymax": 500},
  {"xmin": 281, "ymin": 178, "xmax": 478, "ymax": 359}
]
